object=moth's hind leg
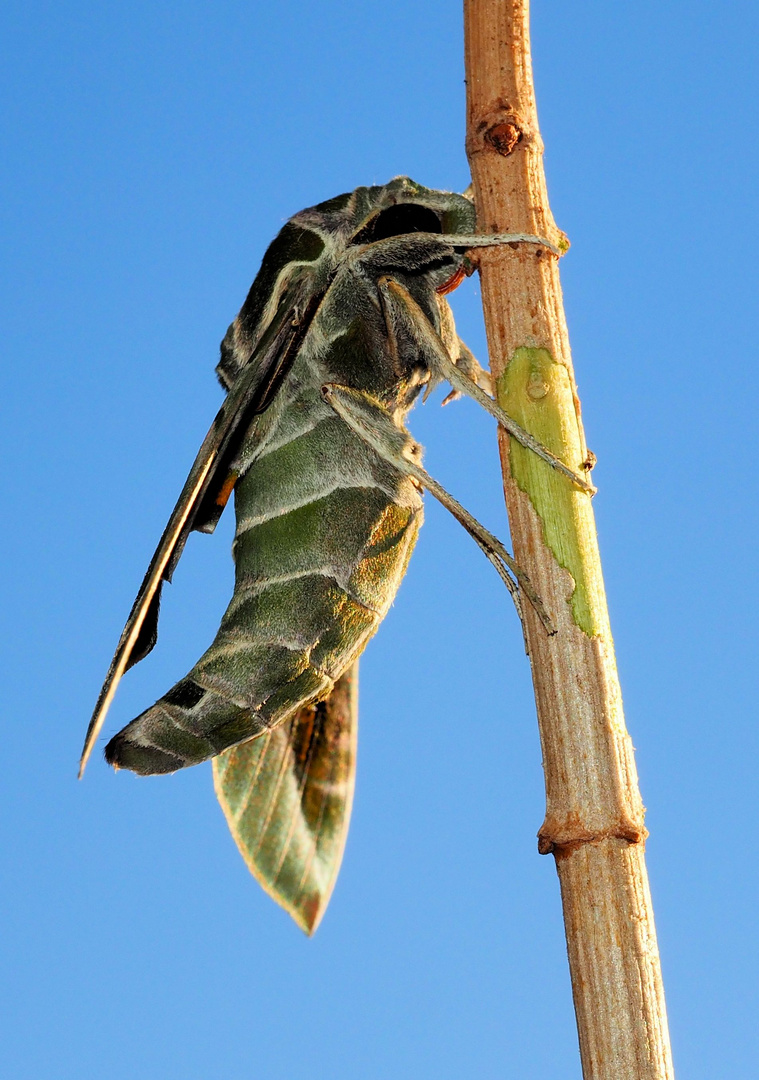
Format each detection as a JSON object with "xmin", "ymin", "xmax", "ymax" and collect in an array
[{"xmin": 378, "ymin": 276, "xmax": 595, "ymax": 495}]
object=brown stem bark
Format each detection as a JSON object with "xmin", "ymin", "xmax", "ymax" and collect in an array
[{"xmin": 463, "ymin": 3, "xmax": 675, "ymax": 1078}]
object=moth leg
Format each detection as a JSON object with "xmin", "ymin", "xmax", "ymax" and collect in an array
[
  {"xmin": 377, "ymin": 277, "xmax": 596, "ymax": 496},
  {"xmin": 321, "ymin": 383, "xmax": 554, "ymax": 637}
]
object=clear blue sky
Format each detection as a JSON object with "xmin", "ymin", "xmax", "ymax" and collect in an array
[{"xmin": 2, "ymin": 2, "xmax": 757, "ymax": 1077}]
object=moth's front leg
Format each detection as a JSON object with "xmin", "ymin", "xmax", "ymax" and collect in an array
[
  {"xmin": 376, "ymin": 276, "xmax": 596, "ymax": 495},
  {"xmin": 347, "ymin": 233, "xmax": 464, "ymax": 296}
]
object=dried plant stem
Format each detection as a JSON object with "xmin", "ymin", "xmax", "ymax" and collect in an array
[{"xmin": 463, "ymin": 3, "xmax": 675, "ymax": 1077}]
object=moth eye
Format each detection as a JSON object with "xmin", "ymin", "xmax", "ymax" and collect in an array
[{"xmin": 352, "ymin": 203, "xmax": 442, "ymax": 245}]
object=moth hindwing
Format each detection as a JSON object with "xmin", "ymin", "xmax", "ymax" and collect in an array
[{"xmin": 83, "ymin": 177, "xmax": 506, "ymax": 931}]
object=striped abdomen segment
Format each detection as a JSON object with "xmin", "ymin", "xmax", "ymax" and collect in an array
[{"xmin": 105, "ymin": 412, "xmax": 421, "ymax": 775}]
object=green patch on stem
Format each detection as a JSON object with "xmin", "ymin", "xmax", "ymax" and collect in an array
[{"xmin": 497, "ymin": 347, "xmax": 601, "ymax": 637}]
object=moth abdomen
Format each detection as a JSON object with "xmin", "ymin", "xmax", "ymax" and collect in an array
[{"xmin": 105, "ymin": 487, "xmax": 421, "ymax": 776}]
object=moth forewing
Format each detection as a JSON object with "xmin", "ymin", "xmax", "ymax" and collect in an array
[{"xmin": 213, "ymin": 664, "xmax": 358, "ymax": 935}]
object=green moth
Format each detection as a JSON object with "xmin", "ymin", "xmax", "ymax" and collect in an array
[{"xmin": 80, "ymin": 177, "xmax": 587, "ymax": 932}]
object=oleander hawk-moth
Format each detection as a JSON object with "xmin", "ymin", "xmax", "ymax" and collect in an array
[{"xmin": 80, "ymin": 177, "xmax": 586, "ymax": 933}]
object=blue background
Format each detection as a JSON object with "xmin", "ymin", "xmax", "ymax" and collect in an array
[{"xmin": 2, "ymin": 2, "xmax": 757, "ymax": 1076}]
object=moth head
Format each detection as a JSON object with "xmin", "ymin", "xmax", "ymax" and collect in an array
[
  {"xmin": 346, "ymin": 177, "xmax": 477, "ymax": 244},
  {"xmin": 294, "ymin": 177, "xmax": 476, "ymax": 247}
]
